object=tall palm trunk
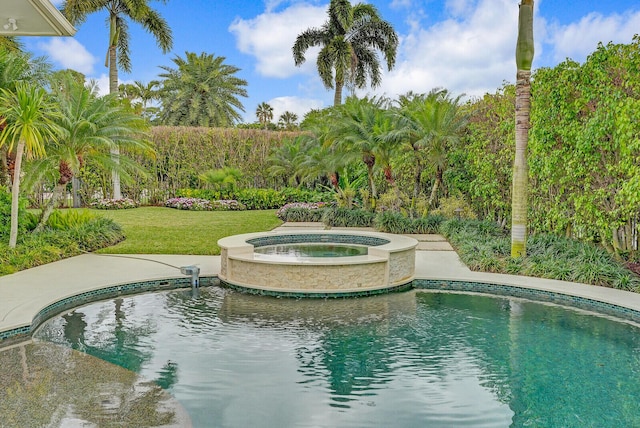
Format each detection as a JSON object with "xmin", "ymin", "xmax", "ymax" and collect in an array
[
  {"xmin": 428, "ymin": 167, "xmax": 444, "ymax": 209},
  {"xmin": 511, "ymin": 0, "xmax": 534, "ymax": 257},
  {"xmin": 108, "ymin": 13, "xmax": 122, "ymax": 199},
  {"xmin": 9, "ymin": 141, "xmax": 24, "ymax": 248},
  {"xmin": 364, "ymin": 153, "xmax": 376, "ymax": 210},
  {"xmin": 334, "ymin": 80, "xmax": 344, "ymax": 106},
  {"xmin": 412, "ymin": 146, "xmax": 422, "ymax": 199}
]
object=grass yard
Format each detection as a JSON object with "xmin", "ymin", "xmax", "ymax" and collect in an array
[{"xmin": 90, "ymin": 207, "xmax": 282, "ymax": 255}]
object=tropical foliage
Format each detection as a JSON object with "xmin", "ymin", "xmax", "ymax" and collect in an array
[
  {"xmin": 0, "ymin": 82, "xmax": 59, "ymax": 247},
  {"xmin": 62, "ymin": 0, "xmax": 172, "ymax": 199},
  {"xmin": 528, "ymin": 36, "xmax": 640, "ymax": 257},
  {"xmin": 158, "ymin": 52, "xmax": 248, "ymax": 127},
  {"xmin": 25, "ymin": 74, "xmax": 151, "ymax": 230}
]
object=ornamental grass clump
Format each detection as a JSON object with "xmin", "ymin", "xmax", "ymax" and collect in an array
[
  {"xmin": 165, "ymin": 197, "xmax": 212, "ymax": 211},
  {"xmin": 91, "ymin": 198, "xmax": 139, "ymax": 210},
  {"xmin": 442, "ymin": 219, "xmax": 640, "ymax": 291}
]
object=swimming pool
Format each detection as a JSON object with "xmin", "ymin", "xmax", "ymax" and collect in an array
[
  {"xmin": 33, "ymin": 287, "xmax": 640, "ymax": 427},
  {"xmin": 253, "ymin": 243, "xmax": 368, "ymax": 258}
]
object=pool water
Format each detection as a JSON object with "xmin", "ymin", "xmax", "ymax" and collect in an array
[
  {"xmin": 254, "ymin": 243, "xmax": 368, "ymax": 258},
  {"xmin": 35, "ymin": 288, "xmax": 640, "ymax": 427}
]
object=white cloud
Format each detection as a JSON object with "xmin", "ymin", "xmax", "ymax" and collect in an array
[
  {"xmin": 229, "ymin": 3, "xmax": 326, "ymax": 78},
  {"xmin": 547, "ymin": 11, "xmax": 640, "ymax": 63},
  {"xmin": 37, "ymin": 37, "xmax": 96, "ymax": 76},
  {"xmin": 267, "ymin": 96, "xmax": 324, "ymax": 122},
  {"xmin": 376, "ymin": 0, "xmax": 520, "ymax": 100}
]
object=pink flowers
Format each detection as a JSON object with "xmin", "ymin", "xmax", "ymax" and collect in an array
[
  {"xmin": 164, "ymin": 198, "xmax": 245, "ymax": 211},
  {"xmin": 91, "ymin": 198, "xmax": 139, "ymax": 210},
  {"xmin": 276, "ymin": 202, "xmax": 326, "ymax": 220}
]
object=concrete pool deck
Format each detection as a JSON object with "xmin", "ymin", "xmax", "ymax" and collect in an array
[{"xmin": 2, "ymin": 223, "xmax": 640, "ymax": 343}]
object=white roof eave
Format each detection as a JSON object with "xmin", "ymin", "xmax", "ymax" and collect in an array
[{"xmin": 0, "ymin": 0, "xmax": 76, "ymax": 37}]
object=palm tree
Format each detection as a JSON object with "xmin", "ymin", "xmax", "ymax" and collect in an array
[
  {"xmin": 25, "ymin": 75, "xmax": 151, "ymax": 230},
  {"xmin": 390, "ymin": 89, "xmax": 467, "ymax": 209},
  {"xmin": 256, "ymin": 102, "xmax": 273, "ymax": 129},
  {"xmin": 119, "ymin": 80, "xmax": 159, "ymax": 118},
  {"xmin": 292, "ymin": 0, "xmax": 398, "ymax": 106},
  {"xmin": 511, "ymin": 0, "xmax": 534, "ymax": 257},
  {"xmin": 0, "ymin": 37, "xmax": 21, "ymax": 52},
  {"xmin": 62, "ymin": 0, "xmax": 172, "ymax": 95},
  {"xmin": 267, "ymin": 138, "xmax": 304, "ymax": 186},
  {"xmin": 0, "ymin": 48, "xmax": 52, "ymax": 188},
  {"xmin": 330, "ymin": 96, "xmax": 389, "ymax": 208},
  {"xmin": 278, "ymin": 111, "xmax": 299, "ymax": 130},
  {"xmin": 62, "ymin": 0, "xmax": 172, "ymax": 199},
  {"xmin": 158, "ymin": 52, "xmax": 248, "ymax": 127},
  {"xmin": 298, "ymin": 108, "xmax": 347, "ymax": 192},
  {"xmin": 0, "ymin": 83, "xmax": 59, "ymax": 247}
]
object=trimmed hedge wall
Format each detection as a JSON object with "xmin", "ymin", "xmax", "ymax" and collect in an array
[{"xmin": 122, "ymin": 126, "xmax": 306, "ymax": 204}]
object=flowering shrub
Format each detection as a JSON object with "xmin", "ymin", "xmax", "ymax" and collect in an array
[
  {"xmin": 276, "ymin": 202, "xmax": 327, "ymax": 221},
  {"xmin": 91, "ymin": 198, "xmax": 139, "ymax": 210},
  {"xmin": 211, "ymin": 200, "xmax": 246, "ymax": 211},
  {"xmin": 165, "ymin": 197, "xmax": 212, "ymax": 211}
]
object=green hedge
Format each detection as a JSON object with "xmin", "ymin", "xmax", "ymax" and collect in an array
[
  {"xmin": 177, "ymin": 187, "xmax": 331, "ymax": 210},
  {"xmin": 121, "ymin": 127, "xmax": 306, "ymax": 203}
]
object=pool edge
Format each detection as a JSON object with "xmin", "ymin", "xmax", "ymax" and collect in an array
[{"xmin": 3, "ymin": 273, "xmax": 640, "ymax": 347}]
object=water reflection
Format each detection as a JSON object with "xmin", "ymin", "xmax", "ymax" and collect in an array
[
  {"xmin": 0, "ymin": 341, "xmax": 190, "ymax": 427},
  {"xmin": 26, "ymin": 288, "xmax": 640, "ymax": 428}
]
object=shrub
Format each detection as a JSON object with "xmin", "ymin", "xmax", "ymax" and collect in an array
[
  {"xmin": 441, "ymin": 219, "xmax": 640, "ymax": 291},
  {"xmin": 234, "ymin": 188, "xmax": 285, "ymax": 210},
  {"xmin": 280, "ymin": 188, "xmax": 332, "ymax": 204},
  {"xmin": 431, "ymin": 196, "xmax": 477, "ymax": 220},
  {"xmin": 165, "ymin": 197, "xmax": 212, "ymax": 211},
  {"xmin": 176, "ymin": 188, "xmax": 221, "ymax": 200},
  {"xmin": 0, "ymin": 189, "xmax": 30, "ymax": 239},
  {"xmin": 91, "ymin": 198, "xmax": 139, "ymax": 210},
  {"xmin": 276, "ymin": 202, "xmax": 327, "ymax": 221},
  {"xmin": 375, "ymin": 190, "xmax": 410, "ymax": 214},
  {"xmin": 63, "ymin": 217, "xmax": 125, "ymax": 251},
  {"xmin": 0, "ymin": 216, "xmax": 124, "ymax": 275},
  {"xmin": 375, "ymin": 211, "xmax": 410, "ymax": 233},
  {"xmin": 375, "ymin": 211, "xmax": 446, "ymax": 234},
  {"xmin": 211, "ymin": 200, "xmax": 246, "ymax": 211},
  {"xmin": 322, "ymin": 207, "xmax": 375, "ymax": 228},
  {"xmin": 46, "ymin": 210, "xmax": 97, "ymax": 230}
]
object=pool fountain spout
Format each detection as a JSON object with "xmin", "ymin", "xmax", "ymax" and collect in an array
[{"xmin": 180, "ymin": 265, "xmax": 200, "ymax": 288}]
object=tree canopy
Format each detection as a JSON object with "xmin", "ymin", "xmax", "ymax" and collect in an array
[{"xmin": 158, "ymin": 52, "xmax": 248, "ymax": 127}]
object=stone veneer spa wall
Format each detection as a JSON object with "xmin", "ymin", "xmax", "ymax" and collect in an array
[{"xmin": 217, "ymin": 230, "xmax": 418, "ymax": 295}]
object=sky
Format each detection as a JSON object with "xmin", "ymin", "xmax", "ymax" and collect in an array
[{"xmin": 20, "ymin": 0, "xmax": 640, "ymax": 123}]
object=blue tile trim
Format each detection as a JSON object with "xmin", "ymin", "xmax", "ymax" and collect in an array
[
  {"xmin": 0, "ymin": 276, "xmax": 218, "ymax": 347},
  {"xmin": 247, "ymin": 234, "xmax": 389, "ymax": 248},
  {"xmin": 4, "ymin": 275, "xmax": 639, "ymax": 347},
  {"xmin": 413, "ymin": 279, "xmax": 640, "ymax": 324},
  {"xmin": 219, "ymin": 279, "xmax": 414, "ymax": 298}
]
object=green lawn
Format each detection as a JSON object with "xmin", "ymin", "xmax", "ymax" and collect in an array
[{"xmin": 90, "ymin": 207, "xmax": 282, "ymax": 255}]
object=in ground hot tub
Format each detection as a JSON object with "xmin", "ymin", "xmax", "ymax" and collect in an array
[{"xmin": 217, "ymin": 230, "xmax": 418, "ymax": 296}]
